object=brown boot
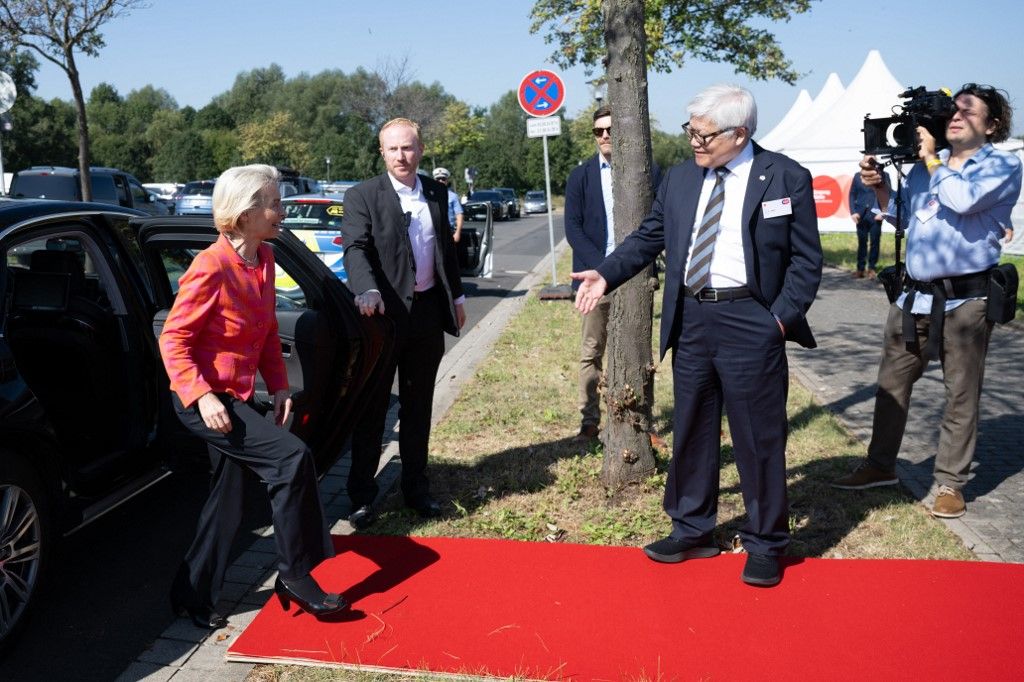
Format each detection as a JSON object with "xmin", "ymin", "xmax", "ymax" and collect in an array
[{"xmin": 853, "ymin": 270, "xmax": 865, "ymax": 279}]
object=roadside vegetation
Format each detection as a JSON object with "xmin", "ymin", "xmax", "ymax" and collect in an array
[{"xmin": 250, "ymin": 250, "xmax": 972, "ymax": 682}]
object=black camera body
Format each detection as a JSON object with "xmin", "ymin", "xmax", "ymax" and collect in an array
[{"xmin": 863, "ymin": 86, "xmax": 957, "ymax": 162}]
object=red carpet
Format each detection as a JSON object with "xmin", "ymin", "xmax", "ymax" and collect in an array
[{"xmin": 227, "ymin": 535, "xmax": 1024, "ymax": 680}]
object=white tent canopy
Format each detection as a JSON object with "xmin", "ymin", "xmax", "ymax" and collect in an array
[
  {"xmin": 757, "ymin": 88, "xmax": 812, "ymax": 151},
  {"xmin": 758, "ymin": 50, "xmax": 1024, "ymax": 239}
]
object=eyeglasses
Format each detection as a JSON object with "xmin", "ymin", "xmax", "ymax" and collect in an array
[
  {"xmin": 681, "ymin": 122, "xmax": 737, "ymax": 147},
  {"xmin": 592, "ymin": 126, "xmax": 611, "ymax": 138}
]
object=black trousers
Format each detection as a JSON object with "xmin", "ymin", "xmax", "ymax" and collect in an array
[
  {"xmin": 347, "ymin": 286, "xmax": 446, "ymax": 507},
  {"xmin": 173, "ymin": 393, "xmax": 333, "ymax": 610},
  {"xmin": 666, "ymin": 296, "xmax": 791, "ymax": 555}
]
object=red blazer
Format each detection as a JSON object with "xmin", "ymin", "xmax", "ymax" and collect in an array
[{"xmin": 159, "ymin": 234, "xmax": 289, "ymax": 408}]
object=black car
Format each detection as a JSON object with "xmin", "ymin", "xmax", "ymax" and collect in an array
[
  {"xmin": 492, "ymin": 188, "xmax": 520, "ymax": 219},
  {"xmin": 466, "ymin": 190, "xmax": 508, "ymax": 221},
  {"xmin": 0, "ymin": 201, "xmax": 391, "ymax": 646},
  {"xmin": 9, "ymin": 166, "xmax": 170, "ymax": 217}
]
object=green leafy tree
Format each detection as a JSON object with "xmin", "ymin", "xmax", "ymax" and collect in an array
[
  {"xmin": 238, "ymin": 111, "xmax": 311, "ymax": 171},
  {"xmin": 531, "ymin": 0, "xmax": 813, "ymax": 486},
  {"xmin": 0, "ymin": 0, "xmax": 147, "ymax": 200},
  {"xmin": 0, "ymin": 49, "xmax": 77, "ymax": 173},
  {"xmin": 425, "ymin": 100, "xmax": 485, "ymax": 170}
]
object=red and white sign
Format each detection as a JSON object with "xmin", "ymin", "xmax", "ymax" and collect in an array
[{"xmin": 518, "ymin": 70, "xmax": 565, "ymax": 118}]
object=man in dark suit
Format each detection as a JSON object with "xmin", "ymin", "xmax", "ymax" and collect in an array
[
  {"xmin": 573, "ymin": 84, "xmax": 822, "ymax": 586},
  {"xmin": 564, "ymin": 105, "xmax": 616, "ymax": 441},
  {"xmin": 341, "ymin": 117, "xmax": 466, "ymax": 529},
  {"xmin": 848, "ymin": 170, "xmax": 889, "ymax": 278},
  {"xmin": 565, "ymin": 105, "xmax": 662, "ymax": 441}
]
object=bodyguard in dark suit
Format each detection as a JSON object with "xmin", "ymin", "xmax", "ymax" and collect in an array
[
  {"xmin": 848, "ymin": 171, "xmax": 889, "ymax": 277},
  {"xmin": 565, "ymin": 105, "xmax": 663, "ymax": 441},
  {"xmin": 573, "ymin": 85, "xmax": 822, "ymax": 586},
  {"xmin": 341, "ymin": 117, "xmax": 466, "ymax": 528}
]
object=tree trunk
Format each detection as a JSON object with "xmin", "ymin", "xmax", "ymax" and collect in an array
[
  {"xmin": 66, "ymin": 50, "xmax": 92, "ymax": 202},
  {"xmin": 600, "ymin": 0, "xmax": 657, "ymax": 487}
]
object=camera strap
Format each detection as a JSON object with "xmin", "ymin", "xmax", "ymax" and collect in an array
[{"xmin": 902, "ymin": 270, "xmax": 992, "ymax": 359}]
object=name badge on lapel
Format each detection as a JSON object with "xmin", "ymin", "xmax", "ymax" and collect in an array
[{"xmin": 761, "ymin": 197, "xmax": 793, "ymax": 219}]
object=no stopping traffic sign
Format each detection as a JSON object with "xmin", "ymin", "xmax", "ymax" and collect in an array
[{"xmin": 518, "ymin": 70, "xmax": 565, "ymax": 117}]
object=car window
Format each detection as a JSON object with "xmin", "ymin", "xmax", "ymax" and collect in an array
[
  {"xmin": 182, "ymin": 182, "xmax": 215, "ymax": 196},
  {"xmin": 5, "ymin": 233, "xmax": 115, "ymax": 310},
  {"xmin": 283, "ymin": 201, "xmax": 344, "ymax": 228},
  {"xmin": 155, "ymin": 245, "xmax": 309, "ymax": 310},
  {"xmin": 130, "ymin": 181, "xmax": 149, "ymax": 203},
  {"xmin": 11, "ymin": 174, "xmax": 79, "ymax": 200}
]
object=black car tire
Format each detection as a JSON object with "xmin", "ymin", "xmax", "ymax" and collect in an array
[{"xmin": 0, "ymin": 452, "xmax": 51, "ymax": 649}]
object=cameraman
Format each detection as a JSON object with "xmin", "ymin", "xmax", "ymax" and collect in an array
[{"xmin": 832, "ymin": 84, "xmax": 1022, "ymax": 519}]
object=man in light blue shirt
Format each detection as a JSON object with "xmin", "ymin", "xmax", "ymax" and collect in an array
[
  {"xmin": 833, "ymin": 84, "xmax": 1022, "ymax": 520},
  {"xmin": 432, "ymin": 167, "xmax": 463, "ymax": 244}
]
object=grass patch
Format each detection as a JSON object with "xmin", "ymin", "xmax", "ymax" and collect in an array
[
  {"xmin": 254, "ymin": 248, "xmax": 973, "ymax": 681},
  {"xmin": 820, "ymin": 232, "xmax": 1024, "ymax": 313}
]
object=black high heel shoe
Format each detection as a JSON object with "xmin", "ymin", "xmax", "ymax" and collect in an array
[{"xmin": 274, "ymin": 575, "xmax": 349, "ymax": 617}]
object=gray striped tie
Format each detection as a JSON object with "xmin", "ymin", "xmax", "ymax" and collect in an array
[{"xmin": 685, "ymin": 167, "xmax": 728, "ymax": 292}]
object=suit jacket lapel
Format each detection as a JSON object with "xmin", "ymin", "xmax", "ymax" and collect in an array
[
  {"xmin": 675, "ymin": 162, "xmax": 704, "ymax": 263},
  {"xmin": 742, "ymin": 144, "xmax": 774, "ymax": 230},
  {"xmin": 377, "ymin": 175, "xmax": 413, "ymax": 262},
  {"xmin": 587, "ymin": 155, "xmax": 605, "ymax": 227}
]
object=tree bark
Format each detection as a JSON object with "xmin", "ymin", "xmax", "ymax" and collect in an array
[
  {"xmin": 65, "ymin": 49, "xmax": 92, "ymax": 201},
  {"xmin": 600, "ymin": 0, "xmax": 657, "ymax": 486}
]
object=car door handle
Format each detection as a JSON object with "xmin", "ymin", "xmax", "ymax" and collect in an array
[{"xmin": 280, "ymin": 342, "xmax": 292, "ymax": 358}]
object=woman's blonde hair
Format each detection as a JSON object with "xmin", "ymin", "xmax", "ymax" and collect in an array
[{"xmin": 212, "ymin": 164, "xmax": 281, "ymax": 234}]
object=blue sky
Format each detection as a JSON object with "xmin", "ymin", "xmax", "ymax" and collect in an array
[{"xmin": 26, "ymin": 0, "xmax": 1024, "ymax": 136}]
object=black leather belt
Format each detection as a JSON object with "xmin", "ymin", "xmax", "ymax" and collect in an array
[
  {"xmin": 901, "ymin": 270, "xmax": 991, "ymax": 360},
  {"xmin": 683, "ymin": 285, "xmax": 751, "ymax": 302},
  {"xmin": 413, "ymin": 286, "xmax": 437, "ymax": 300}
]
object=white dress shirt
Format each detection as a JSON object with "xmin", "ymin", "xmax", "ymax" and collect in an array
[
  {"xmin": 685, "ymin": 142, "xmax": 755, "ymax": 288},
  {"xmin": 389, "ymin": 173, "xmax": 436, "ymax": 292},
  {"xmin": 600, "ymin": 157, "xmax": 615, "ymax": 256}
]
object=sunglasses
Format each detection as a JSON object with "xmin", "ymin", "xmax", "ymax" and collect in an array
[{"xmin": 592, "ymin": 126, "xmax": 611, "ymax": 138}]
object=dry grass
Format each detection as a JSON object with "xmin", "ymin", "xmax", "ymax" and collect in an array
[{"xmin": 251, "ymin": 249, "xmax": 973, "ymax": 681}]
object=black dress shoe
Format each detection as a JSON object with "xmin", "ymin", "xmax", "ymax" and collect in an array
[
  {"xmin": 275, "ymin": 575, "xmax": 349, "ymax": 617},
  {"xmin": 643, "ymin": 536, "xmax": 720, "ymax": 563},
  {"xmin": 170, "ymin": 594, "xmax": 228, "ymax": 629},
  {"xmin": 348, "ymin": 504, "xmax": 376, "ymax": 530},
  {"xmin": 741, "ymin": 552, "xmax": 781, "ymax": 587},
  {"xmin": 405, "ymin": 495, "xmax": 442, "ymax": 518}
]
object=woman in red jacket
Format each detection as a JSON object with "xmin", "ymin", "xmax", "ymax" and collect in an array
[{"xmin": 160, "ymin": 164, "xmax": 346, "ymax": 629}]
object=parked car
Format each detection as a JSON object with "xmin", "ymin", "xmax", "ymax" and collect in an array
[
  {"xmin": 143, "ymin": 183, "xmax": 183, "ymax": 214},
  {"xmin": 466, "ymin": 190, "xmax": 508, "ymax": 221},
  {"xmin": 523, "ymin": 190, "xmax": 548, "ymax": 214},
  {"xmin": 9, "ymin": 166, "xmax": 169, "ymax": 216},
  {"xmin": 0, "ymin": 201, "xmax": 391, "ymax": 646},
  {"xmin": 492, "ymin": 187, "xmax": 520, "ymax": 219},
  {"xmin": 281, "ymin": 193, "xmax": 347, "ymax": 284},
  {"xmin": 173, "ymin": 180, "xmax": 216, "ymax": 215}
]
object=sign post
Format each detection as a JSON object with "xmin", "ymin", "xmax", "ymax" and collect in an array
[{"xmin": 518, "ymin": 70, "xmax": 572, "ymax": 300}]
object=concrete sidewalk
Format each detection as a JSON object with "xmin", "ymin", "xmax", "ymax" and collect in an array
[{"xmin": 790, "ymin": 267, "xmax": 1024, "ymax": 563}]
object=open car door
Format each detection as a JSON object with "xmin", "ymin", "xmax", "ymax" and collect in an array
[
  {"xmin": 132, "ymin": 216, "xmax": 394, "ymax": 474},
  {"xmin": 458, "ymin": 202, "xmax": 494, "ymax": 277}
]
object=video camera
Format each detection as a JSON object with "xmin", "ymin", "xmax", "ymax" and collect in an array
[{"xmin": 862, "ymin": 86, "xmax": 957, "ymax": 163}]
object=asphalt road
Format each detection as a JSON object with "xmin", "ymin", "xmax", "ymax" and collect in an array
[{"xmin": 0, "ymin": 210, "xmax": 565, "ymax": 682}]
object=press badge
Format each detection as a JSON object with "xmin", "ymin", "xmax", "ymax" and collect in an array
[
  {"xmin": 915, "ymin": 197, "xmax": 940, "ymax": 223},
  {"xmin": 761, "ymin": 197, "xmax": 793, "ymax": 218}
]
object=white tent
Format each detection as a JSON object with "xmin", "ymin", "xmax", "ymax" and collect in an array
[
  {"xmin": 758, "ymin": 50, "xmax": 903, "ymax": 232},
  {"xmin": 757, "ymin": 88, "xmax": 812, "ymax": 151},
  {"xmin": 763, "ymin": 72, "xmax": 846, "ymax": 152}
]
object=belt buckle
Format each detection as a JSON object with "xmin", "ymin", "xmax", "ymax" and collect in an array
[{"xmin": 702, "ymin": 288, "xmax": 719, "ymax": 302}]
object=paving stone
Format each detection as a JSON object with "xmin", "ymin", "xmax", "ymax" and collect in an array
[
  {"xmin": 114, "ymin": 661, "xmax": 179, "ymax": 682},
  {"xmin": 136, "ymin": 637, "xmax": 199, "ymax": 667}
]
